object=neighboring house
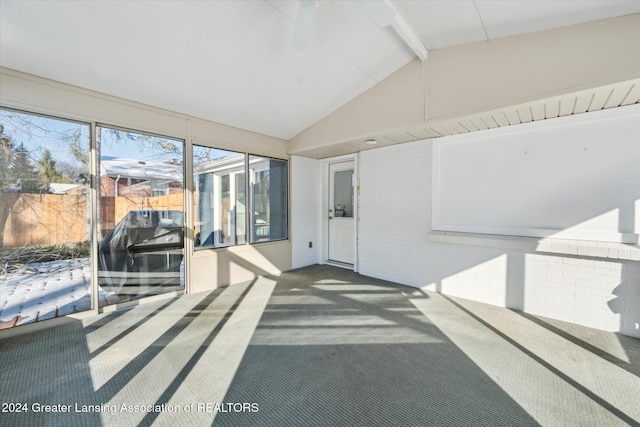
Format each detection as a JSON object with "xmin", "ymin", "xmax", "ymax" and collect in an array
[
  {"xmin": 194, "ymin": 154, "xmax": 279, "ymax": 247},
  {"xmin": 100, "ymin": 157, "xmax": 183, "ymax": 198}
]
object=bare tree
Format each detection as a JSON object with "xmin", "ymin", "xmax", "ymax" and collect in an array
[{"xmin": 0, "ymin": 124, "xmax": 14, "ymax": 191}]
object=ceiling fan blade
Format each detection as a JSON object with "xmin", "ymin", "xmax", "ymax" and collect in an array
[
  {"xmin": 292, "ymin": 0, "xmax": 316, "ymax": 51},
  {"xmin": 351, "ymin": 0, "xmax": 396, "ymax": 28}
]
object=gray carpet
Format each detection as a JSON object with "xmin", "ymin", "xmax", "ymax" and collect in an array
[{"xmin": 1, "ymin": 264, "xmax": 638, "ymax": 426}]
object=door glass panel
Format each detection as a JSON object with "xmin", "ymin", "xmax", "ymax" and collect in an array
[
  {"xmin": 97, "ymin": 126, "xmax": 184, "ymax": 304},
  {"xmin": 0, "ymin": 109, "xmax": 92, "ymax": 328},
  {"xmin": 333, "ymin": 169, "xmax": 354, "ymax": 218}
]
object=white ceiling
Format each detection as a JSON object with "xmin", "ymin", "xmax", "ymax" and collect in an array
[{"xmin": 1, "ymin": 0, "xmax": 639, "ymax": 141}]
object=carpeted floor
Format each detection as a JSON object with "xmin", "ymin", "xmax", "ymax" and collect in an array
[{"xmin": 1, "ymin": 264, "xmax": 639, "ymax": 426}]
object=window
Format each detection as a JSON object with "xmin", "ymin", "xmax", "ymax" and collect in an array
[
  {"xmin": 1, "ymin": 105, "xmax": 288, "ymax": 329},
  {"xmin": 0, "ymin": 108, "xmax": 92, "ymax": 328},
  {"xmin": 97, "ymin": 126, "xmax": 185, "ymax": 304},
  {"xmin": 249, "ymin": 155, "xmax": 288, "ymax": 243},
  {"xmin": 193, "ymin": 148, "xmax": 288, "ymax": 248},
  {"xmin": 193, "ymin": 146, "xmax": 246, "ymax": 248}
]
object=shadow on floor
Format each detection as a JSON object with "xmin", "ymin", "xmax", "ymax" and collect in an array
[
  {"xmin": 2, "ymin": 264, "xmax": 638, "ymax": 426},
  {"xmin": 216, "ymin": 265, "xmax": 538, "ymax": 427}
]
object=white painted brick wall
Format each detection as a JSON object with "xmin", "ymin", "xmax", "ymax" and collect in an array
[
  {"xmin": 291, "ymin": 156, "xmax": 320, "ymax": 269},
  {"xmin": 355, "ymin": 139, "xmax": 640, "ymax": 338},
  {"xmin": 358, "ymin": 140, "xmax": 431, "ymax": 287},
  {"xmin": 523, "ymin": 254, "xmax": 638, "ymax": 335}
]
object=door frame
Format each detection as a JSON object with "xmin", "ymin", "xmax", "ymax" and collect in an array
[{"xmin": 320, "ymin": 154, "xmax": 358, "ymax": 272}]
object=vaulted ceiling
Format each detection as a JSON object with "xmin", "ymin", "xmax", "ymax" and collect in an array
[{"xmin": 1, "ymin": 0, "xmax": 639, "ymax": 142}]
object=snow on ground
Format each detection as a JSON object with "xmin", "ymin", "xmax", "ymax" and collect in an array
[{"xmin": 0, "ymin": 258, "xmax": 116, "ymax": 328}]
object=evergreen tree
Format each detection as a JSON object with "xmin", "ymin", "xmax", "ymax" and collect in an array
[
  {"xmin": 11, "ymin": 143, "xmax": 39, "ymax": 193},
  {"xmin": 0, "ymin": 124, "xmax": 14, "ymax": 191},
  {"xmin": 37, "ymin": 149, "xmax": 68, "ymax": 192}
]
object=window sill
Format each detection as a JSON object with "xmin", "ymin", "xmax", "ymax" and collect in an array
[
  {"xmin": 193, "ymin": 239, "xmax": 290, "ymax": 254},
  {"xmin": 429, "ymin": 231, "xmax": 640, "ymax": 261}
]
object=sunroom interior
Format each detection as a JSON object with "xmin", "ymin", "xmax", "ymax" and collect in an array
[{"xmin": 1, "ymin": 1, "xmax": 639, "ymax": 348}]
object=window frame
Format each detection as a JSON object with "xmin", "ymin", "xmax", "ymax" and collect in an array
[
  {"xmin": 192, "ymin": 145, "xmax": 289, "ymax": 251},
  {"xmin": 248, "ymin": 154, "xmax": 289, "ymax": 245},
  {"xmin": 95, "ymin": 124, "xmax": 187, "ymax": 305},
  {"xmin": 0, "ymin": 106, "xmax": 96, "ymax": 322}
]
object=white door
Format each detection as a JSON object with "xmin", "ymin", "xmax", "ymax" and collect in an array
[{"xmin": 328, "ymin": 161, "xmax": 355, "ymax": 265}]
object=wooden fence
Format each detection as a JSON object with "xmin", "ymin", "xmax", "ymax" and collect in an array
[
  {"xmin": 1, "ymin": 192, "xmax": 185, "ymax": 247},
  {"xmin": 1, "ymin": 192, "xmax": 88, "ymax": 247},
  {"xmin": 100, "ymin": 193, "xmax": 185, "ymax": 236}
]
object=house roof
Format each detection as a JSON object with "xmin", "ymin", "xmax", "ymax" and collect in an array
[{"xmin": 100, "ymin": 157, "xmax": 183, "ymax": 182}]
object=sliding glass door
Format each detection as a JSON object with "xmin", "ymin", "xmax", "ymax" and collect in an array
[
  {"xmin": 0, "ymin": 109, "xmax": 92, "ymax": 328},
  {"xmin": 97, "ymin": 126, "xmax": 185, "ymax": 304}
]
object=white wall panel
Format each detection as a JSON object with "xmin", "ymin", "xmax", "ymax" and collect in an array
[
  {"xmin": 433, "ymin": 104, "xmax": 640, "ymax": 243},
  {"xmin": 358, "ymin": 140, "xmax": 431, "ymax": 286},
  {"xmin": 291, "ymin": 156, "xmax": 320, "ymax": 269}
]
